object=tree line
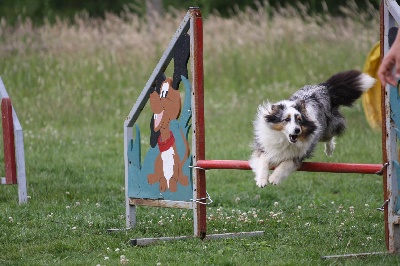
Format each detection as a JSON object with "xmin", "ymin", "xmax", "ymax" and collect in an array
[{"xmin": 0, "ymin": 0, "xmax": 380, "ymax": 26}]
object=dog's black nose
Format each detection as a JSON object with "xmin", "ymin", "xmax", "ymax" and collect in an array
[{"xmin": 294, "ymin": 128, "xmax": 301, "ymax": 134}]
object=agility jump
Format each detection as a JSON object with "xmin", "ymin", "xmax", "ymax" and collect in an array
[
  {"xmin": 124, "ymin": 1, "xmax": 400, "ymax": 253},
  {"xmin": 0, "ymin": 77, "xmax": 27, "ymax": 204}
]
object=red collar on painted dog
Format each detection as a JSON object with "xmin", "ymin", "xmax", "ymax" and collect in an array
[{"xmin": 158, "ymin": 132, "xmax": 175, "ymax": 152}]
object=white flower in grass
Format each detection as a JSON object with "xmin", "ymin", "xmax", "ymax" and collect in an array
[
  {"xmin": 274, "ymin": 202, "xmax": 279, "ymax": 207},
  {"xmin": 297, "ymin": 206, "xmax": 302, "ymax": 210},
  {"xmin": 104, "ymin": 256, "xmax": 109, "ymax": 260},
  {"xmin": 120, "ymin": 255, "xmax": 129, "ymax": 265},
  {"xmin": 270, "ymin": 212, "xmax": 282, "ymax": 219},
  {"xmin": 115, "ymin": 248, "xmax": 120, "ymax": 252},
  {"xmin": 71, "ymin": 226, "xmax": 77, "ymax": 230},
  {"xmin": 8, "ymin": 216, "xmax": 13, "ymax": 223},
  {"xmin": 96, "ymin": 202, "xmax": 101, "ymax": 208}
]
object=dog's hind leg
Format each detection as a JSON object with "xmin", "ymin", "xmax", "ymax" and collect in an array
[
  {"xmin": 324, "ymin": 138, "xmax": 336, "ymax": 157},
  {"xmin": 249, "ymin": 152, "xmax": 270, "ymax": 188},
  {"xmin": 268, "ymin": 160, "xmax": 299, "ymax": 185}
]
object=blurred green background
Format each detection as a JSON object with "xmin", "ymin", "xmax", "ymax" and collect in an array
[{"xmin": 0, "ymin": 0, "xmax": 380, "ymax": 26}]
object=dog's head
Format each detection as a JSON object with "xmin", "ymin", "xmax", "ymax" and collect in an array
[
  {"xmin": 151, "ymin": 77, "xmax": 182, "ymax": 132},
  {"xmin": 264, "ymin": 100, "xmax": 316, "ymax": 144}
]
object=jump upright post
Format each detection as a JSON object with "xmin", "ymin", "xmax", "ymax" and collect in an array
[{"xmin": 382, "ymin": 0, "xmax": 400, "ymax": 254}]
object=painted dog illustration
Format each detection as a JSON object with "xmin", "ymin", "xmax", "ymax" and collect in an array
[
  {"xmin": 146, "ymin": 33, "xmax": 191, "ymax": 192},
  {"xmin": 147, "ymin": 77, "xmax": 190, "ymax": 192}
]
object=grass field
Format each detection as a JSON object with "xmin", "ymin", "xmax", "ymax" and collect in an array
[{"xmin": 1, "ymin": 2, "xmax": 400, "ymax": 265}]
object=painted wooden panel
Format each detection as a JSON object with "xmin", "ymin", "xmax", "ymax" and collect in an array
[
  {"xmin": 389, "ymin": 85, "xmax": 400, "ymax": 214},
  {"xmin": 127, "ymin": 75, "xmax": 193, "ymax": 201}
]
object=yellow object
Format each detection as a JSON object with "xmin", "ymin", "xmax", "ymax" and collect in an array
[{"xmin": 362, "ymin": 42, "xmax": 382, "ymax": 130}]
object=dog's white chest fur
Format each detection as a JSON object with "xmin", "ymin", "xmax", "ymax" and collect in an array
[{"xmin": 161, "ymin": 147, "xmax": 175, "ymax": 187}]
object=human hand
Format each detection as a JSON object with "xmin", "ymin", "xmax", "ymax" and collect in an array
[{"xmin": 378, "ymin": 41, "xmax": 400, "ymax": 87}]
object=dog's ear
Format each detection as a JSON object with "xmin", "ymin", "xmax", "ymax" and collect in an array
[
  {"xmin": 150, "ymin": 115, "xmax": 160, "ymax": 148},
  {"xmin": 265, "ymin": 104, "xmax": 284, "ymax": 123},
  {"xmin": 295, "ymin": 100, "xmax": 307, "ymax": 114},
  {"xmin": 270, "ymin": 103, "xmax": 285, "ymax": 112}
]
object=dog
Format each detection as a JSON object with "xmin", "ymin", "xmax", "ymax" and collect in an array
[
  {"xmin": 147, "ymin": 77, "xmax": 190, "ymax": 192},
  {"xmin": 249, "ymin": 70, "xmax": 375, "ymax": 187}
]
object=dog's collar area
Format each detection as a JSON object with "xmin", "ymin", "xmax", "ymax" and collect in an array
[{"xmin": 158, "ymin": 131, "xmax": 175, "ymax": 152}]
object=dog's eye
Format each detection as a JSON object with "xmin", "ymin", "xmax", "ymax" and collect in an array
[{"xmin": 283, "ymin": 117, "xmax": 290, "ymax": 122}]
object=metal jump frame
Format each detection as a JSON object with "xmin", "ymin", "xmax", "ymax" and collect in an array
[
  {"xmin": 0, "ymin": 77, "xmax": 27, "ymax": 204},
  {"xmin": 125, "ymin": 2, "xmax": 400, "ymax": 252}
]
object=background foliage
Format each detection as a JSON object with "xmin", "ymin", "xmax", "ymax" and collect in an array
[{"xmin": 0, "ymin": 0, "xmax": 381, "ymax": 25}]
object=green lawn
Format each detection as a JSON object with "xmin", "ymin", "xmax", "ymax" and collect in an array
[{"xmin": 1, "ymin": 3, "xmax": 400, "ymax": 265}]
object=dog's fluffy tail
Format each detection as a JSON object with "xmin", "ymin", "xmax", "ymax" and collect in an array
[{"xmin": 323, "ymin": 70, "xmax": 375, "ymax": 107}]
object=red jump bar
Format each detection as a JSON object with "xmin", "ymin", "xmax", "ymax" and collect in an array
[{"xmin": 196, "ymin": 160, "xmax": 383, "ymax": 174}]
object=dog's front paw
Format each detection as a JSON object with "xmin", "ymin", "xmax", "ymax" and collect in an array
[
  {"xmin": 268, "ymin": 174, "xmax": 282, "ymax": 185},
  {"xmin": 324, "ymin": 139, "xmax": 336, "ymax": 157},
  {"xmin": 256, "ymin": 177, "xmax": 268, "ymax": 188}
]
